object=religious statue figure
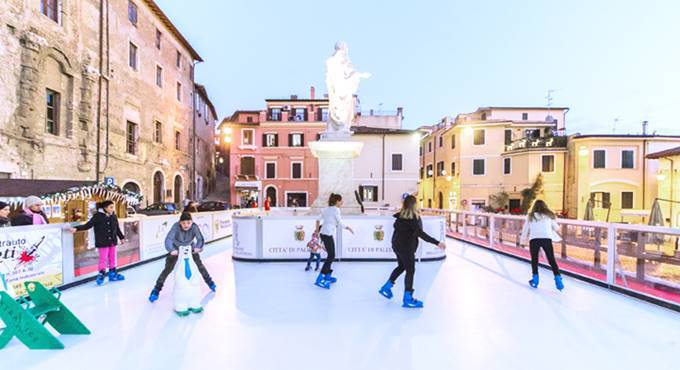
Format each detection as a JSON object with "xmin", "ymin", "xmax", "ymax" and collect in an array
[{"xmin": 324, "ymin": 41, "xmax": 371, "ymax": 137}]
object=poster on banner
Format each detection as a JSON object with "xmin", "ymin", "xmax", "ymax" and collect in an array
[
  {"xmin": 191, "ymin": 213, "xmax": 213, "ymax": 241},
  {"xmin": 73, "ymin": 219, "xmax": 141, "ymax": 276},
  {"xmin": 261, "ymin": 218, "xmax": 320, "ymax": 259},
  {"xmin": 0, "ymin": 227, "xmax": 63, "ymax": 298},
  {"xmin": 417, "ymin": 217, "xmax": 447, "ymax": 259},
  {"xmin": 342, "ymin": 217, "xmax": 395, "ymax": 259},
  {"xmin": 232, "ymin": 218, "xmax": 257, "ymax": 259},
  {"xmin": 212, "ymin": 211, "xmax": 233, "ymax": 239},
  {"xmin": 140, "ymin": 215, "xmax": 176, "ymax": 259}
]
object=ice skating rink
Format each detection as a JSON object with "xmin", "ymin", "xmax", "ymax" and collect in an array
[{"xmin": 3, "ymin": 237, "xmax": 679, "ymax": 370}]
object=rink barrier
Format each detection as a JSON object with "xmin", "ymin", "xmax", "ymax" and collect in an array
[
  {"xmin": 0, "ymin": 210, "xmax": 247, "ymax": 299},
  {"xmin": 422, "ymin": 209, "xmax": 680, "ymax": 312}
]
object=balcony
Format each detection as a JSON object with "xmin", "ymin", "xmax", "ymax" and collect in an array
[{"xmin": 505, "ymin": 135, "xmax": 567, "ymax": 152}]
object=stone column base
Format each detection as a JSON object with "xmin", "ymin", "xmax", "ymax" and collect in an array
[{"xmin": 308, "ymin": 140, "xmax": 364, "ymax": 215}]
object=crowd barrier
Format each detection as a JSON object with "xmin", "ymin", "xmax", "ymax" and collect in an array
[
  {"xmin": 0, "ymin": 210, "xmax": 254, "ymax": 299},
  {"xmin": 422, "ymin": 209, "xmax": 680, "ymax": 309}
]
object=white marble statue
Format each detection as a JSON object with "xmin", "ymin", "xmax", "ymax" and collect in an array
[{"xmin": 324, "ymin": 41, "xmax": 371, "ymax": 137}]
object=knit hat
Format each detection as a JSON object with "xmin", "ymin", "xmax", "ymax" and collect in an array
[
  {"xmin": 24, "ymin": 196, "xmax": 43, "ymax": 208},
  {"xmin": 180, "ymin": 212, "xmax": 192, "ymax": 221},
  {"xmin": 0, "ymin": 201, "xmax": 8, "ymax": 210}
]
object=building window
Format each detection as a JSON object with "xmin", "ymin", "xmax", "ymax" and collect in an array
[
  {"xmin": 41, "ymin": 0, "xmax": 60, "ymax": 23},
  {"xmin": 45, "ymin": 89, "xmax": 60, "ymax": 135},
  {"xmin": 360, "ymin": 185, "xmax": 379, "ymax": 202},
  {"xmin": 154, "ymin": 121, "xmax": 162, "ymax": 143},
  {"xmin": 480, "ymin": 113, "xmax": 487, "ymax": 120},
  {"xmin": 263, "ymin": 133, "xmax": 278, "ymax": 147},
  {"xmin": 522, "ymin": 112, "xmax": 528, "ymax": 120},
  {"xmin": 503, "ymin": 157, "xmax": 511, "ymax": 175},
  {"xmin": 155, "ymin": 29, "xmax": 162, "ymax": 49},
  {"xmin": 426, "ymin": 164, "xmax": 433, "ymax": 178},
  {"xmin": 419, "ymin": 145, "xmax": 423, "ymax": 156},
  {"xmin": 621, "ymin": 192, "xmax": 634, "ymax": 209},
  {"xmin": 621, "ymin": 150, "xmax": 635, "ymax": 169},
  {"xmin": 504, "ymin": 129, "xmax": 512, "ymax": 146},
  {"xmin": 289, "ymin": 133, "xmax": 304, "ymax": 147},
  {"xmin": 240, "ymin": 157, "xmax": 255, "ymax": 176},
  {"xmin": 126, "ymin": 121, "xmax": 138, "ymax": 154},
  {"xmin": 129, "ymin": 42, "xmax": 138, "ymax": 70},
  {"xmin": 270, "ymin": 108, "xmax": 282, "ymax": 121},
  {"xmin": 291, "ymin": 162, "xmax": 303, "ymax": 179},
  {"xmin": 420, "ymin": 167, "xmax": 424, "ymax": 179},
  {"xmin": 176, "ymin": 81, "xmax": 182, "ymax": 102},
  {"xmin": 473, "ymin": 129, "xmax": 485, "ymax": 145},
  {"xmin": 292, "ymin": 108, "xmax": 306, "ymax": 121},
  {"xmin": 542, "ymin": 155, "xmax": 555, "ymax": 173},
  {"xmin": 155, "ymin": 65, "xmax": 163, "ymax": 87},
  {"xmin": 391, "ymin": 153, "xmax": 403, "ymax": 171},
  {"xmin": 428, "ymin": 141, "xmax": 432, "ymax": 152},
  {"xmin": 265, "ymin": 162, "xmax": 276, "ymax": 179},
  {"xmin": 451, "ymin": 162, "xmax": 456, "ymax": 176},
  {"xmin": 436, "ymin": 161, "xmax": 445, "ymax": 176},
  {"xmin": 128, "ymin": 1, "xmax": 137, "ymax": 26},
  {"xmin": 590, "ymin": 192, "xmax": 611, "ymax": 208},
  {"xmin": 451, "ymin": 134, "xmax": 456, "ymax": 149},
  {"xmin": 439, "ymin": 136, "xmax": 443, "ymax": 147},
  {"xmin": 287, "ymin": 193, "xmax": 307, "ymax": 207},
  {"xmin": 473, "ymin": 159, "xmax": 485, "ymax": 175},
  {"xmin": 320, "ymin": 107, "xmax": 329, "ymax": 121},
  {"xmin": 175, "ymin": 130, "xmax": 181, "ymax": 150},
  {"xmin": 176, "ymin": 50, "xmax": 182, "ymax": 68},
  {"xmin": 593, "ymin": 150, "xmax": 606, "ymax": 169},
  {"xmin": 246, "ymin": 116, "xmax": 254, "ymax": 123},
  {"xmin": 242, "ymin": 129, "xmax": 254, "ymax": 146}
]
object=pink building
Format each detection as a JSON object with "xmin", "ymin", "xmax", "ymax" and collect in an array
[{"xmin": 226, "ymin": 93, "xmax": 328, "ymax": 207}]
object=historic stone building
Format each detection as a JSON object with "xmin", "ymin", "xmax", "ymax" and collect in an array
[{"xmin": 0, "ymin": 0, "xmax": 216, "ymax": 206}]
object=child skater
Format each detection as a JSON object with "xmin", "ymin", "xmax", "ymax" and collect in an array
[
  {"xmin": 520, "ymin": 200, "xmax": 564, "ymax": 290},
  {"xmin": 148, "ymin": 212, "xmax": 216, "ymax": 302},
  {"xmin": 305, "ymin": 232, "xmax": 323, "ymax": 271},
  {"xmin": 378, "ymin": 195, "xmax": 446, "ymax": 308},
  {"xmin": 314, "ymin": 193, "xmax": 354, "ymax": 289},
  {"xmin": 70, "ymin": 200, "xmax": 126, "ymax": 285}
]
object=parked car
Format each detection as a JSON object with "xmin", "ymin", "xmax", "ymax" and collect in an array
[
  {"xmin": 197, "ymin": 201, "xmax": 230, "ymax": 212},
  {"xmin": 138, "ymin": 203, "xmax": 178, "ymax": 216}
]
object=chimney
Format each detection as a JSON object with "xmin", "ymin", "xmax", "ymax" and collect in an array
[
  {"xmin": 310, "ymin": 86, "xmax": 315, "ymax": 100},
  {"xmin": 290, "ymin": 94, "xmax": 298, "ymax": 100},
  {"xmin": 642, "ymin": 120, "xmax": 648, "ymax": 135}
]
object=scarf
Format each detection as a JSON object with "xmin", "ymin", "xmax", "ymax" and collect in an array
[{"xmin": 24, "ymin": 208, "xmax": 47, "ymax": 225}]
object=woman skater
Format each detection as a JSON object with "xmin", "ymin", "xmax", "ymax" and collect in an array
[
  {"xmin": 70, "ymin": 200, "xmax": 126, "ymax": 285},
  {"xmin": 314, "ymin": 193, "xmax": 353, "ymax": 289},
  {"xmin": 520, "ymin": 200, "xmax": 564, "ymax": 290},
  {"xmin": 379, "ymin": 195, "xmax": 446, "ymax": 308}
]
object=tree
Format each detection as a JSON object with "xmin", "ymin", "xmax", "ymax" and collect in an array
[
  {"xmin": 488, "ymin": 191, "xmax": 509, "ymax": 210},
  {"xmin": 520, "ymin": 174, "xmax": 544, "ymax": 213}
]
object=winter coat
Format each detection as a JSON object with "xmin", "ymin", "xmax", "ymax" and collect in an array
[
  {"xmin": 391, "ymin": 213, "xmax": 439, "ymax": 254},
  {"xmin": 0, "ymin": 217, "xmax": 10, "ymax": 227},
  {"xmin": 74, "ymin": 211, "xmax": 125, "ymax": 248},
  {"xmin": 11, "ymin": 210, "xmax": 49, "ymax": 226}
]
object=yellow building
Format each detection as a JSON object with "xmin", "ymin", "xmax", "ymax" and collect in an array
[
  {"xmin": 646, "ymin": 146, "xmax": 680, "ymax": 227},
  {"xmin": 565, "ymin": 135, "xmax": 680, "ymax": 222},
  {"xmin": 419, "ymin": 107, "xmax": 569, "ymax": 212}
]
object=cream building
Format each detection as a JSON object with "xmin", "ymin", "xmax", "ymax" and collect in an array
[
  {"xmin": 0, "ymin": 0, "xmax": 215, "ymax": 205},
  {"xmin": 647, "ymin": 146, "xmax": 680, "ymax": 228}
]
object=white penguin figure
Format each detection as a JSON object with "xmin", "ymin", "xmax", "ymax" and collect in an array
[{"xmin": 173, "ymin": 245, "xmax": 203, "ymax": 316}]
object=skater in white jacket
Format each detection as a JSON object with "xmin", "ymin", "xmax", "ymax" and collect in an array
[{"xmin": 520, "ymin": 200, "xmax": 564, "ymax": 290}]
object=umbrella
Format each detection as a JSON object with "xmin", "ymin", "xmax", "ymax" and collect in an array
[
  {"xmin": 648, "ymin": 199, "xmax": 664, "ymax": 227},
  {"xmin": 583, "ymin": 199, "xmax": 594, "ymax": 221}
]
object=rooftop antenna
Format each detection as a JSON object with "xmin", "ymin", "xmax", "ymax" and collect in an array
[{"xmin": 613, "ymin": 117, "xmax": 619, "ymax": 134}]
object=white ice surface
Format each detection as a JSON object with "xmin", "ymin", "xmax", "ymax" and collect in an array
[{"xmin": 2, "ymin": 238, "xmax": 679, "ymax": 370}]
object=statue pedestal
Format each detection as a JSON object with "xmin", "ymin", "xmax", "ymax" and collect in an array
[{"xmin": 309, "ymin": 140, "xmax": 364, "ymax": 215}]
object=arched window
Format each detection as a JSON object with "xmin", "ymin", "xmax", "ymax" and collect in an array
[
  {"xmin": 174, "ymin": 175, "xmax": 183, "ymax": 204},
  {"xmin": 153, "ymin": 171, "xmax": 164, "ymax": 204}
]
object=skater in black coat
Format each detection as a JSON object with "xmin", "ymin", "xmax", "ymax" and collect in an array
[{"xmin": 378, "ymin": 195, "xmax": 446, "ymax": 308}]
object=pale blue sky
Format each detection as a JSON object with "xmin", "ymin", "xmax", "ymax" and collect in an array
[{"xmin": 157, "ymin": 0, "xmax": 680, "ymax": 134}]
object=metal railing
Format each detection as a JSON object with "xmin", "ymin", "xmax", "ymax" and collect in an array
[
  {"xmin": 505, "ymin": 135, "xmax": 568, "ymax": 152},
  {"xmin": 423, "ymin": 209, "xmax": 680, "ymax": 308}
]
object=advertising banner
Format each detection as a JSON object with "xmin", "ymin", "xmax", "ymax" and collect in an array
[
  {"xmin": 417, "ymin": 217, "xmax": 447, "ymax": 259},
  {"xmin": 140, "ymin": 215, "xmax": 176, "ymax": 259},
  {"xmin": 212, "ymin": 211, "xmax": 233, "ymax": 239},
  {"xmin": 341, "ymin": 217, "xmax": 395, "ymax": 259},
  {"xmin": 73, "ymin": 219, "xmax": 141, "ymax": 277},
  {"xmin": 0, "ymin": 226, "xmax": 63, "ymax": 298},
  {"xmin": 232, "ymin": 218, "xmax": 258, "ymax": 259},
  {"xmin": 192, "ymin": 213, "xmax": 214, "ymax": 242},
  {"xmin": 261, "ymin": 218, "xmax": 319, "ymax": 259}
]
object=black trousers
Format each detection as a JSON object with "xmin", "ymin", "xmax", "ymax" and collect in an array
[
  {"xmin": 153, "ymin": 252, "xmax": 214, "ymax": 292},
  {"xmin": 319, "ymin": 234, "xmax": 335, "ymax": 274},
  {"xmin": 529, "ymin": 238, "xmax": 561, "ymax": 276},
  {"xmin": 388, "ymin": 246, "xmax": 416, "ymax": 292}
]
